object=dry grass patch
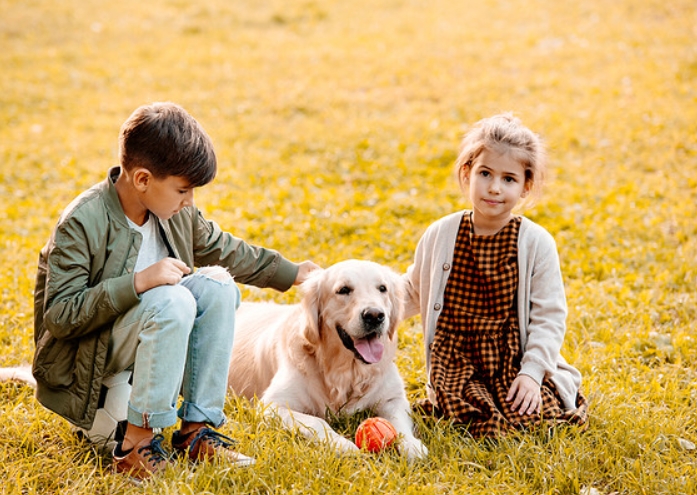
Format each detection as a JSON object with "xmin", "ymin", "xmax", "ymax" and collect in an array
[{"xmin": 1, "ymin": 0, "xmax": 696, "ymax": 493}]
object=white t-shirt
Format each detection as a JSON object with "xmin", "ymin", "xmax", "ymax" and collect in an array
[{"xmin": 127, "ymin": 214, "xmax": 169, "ymax": 273}]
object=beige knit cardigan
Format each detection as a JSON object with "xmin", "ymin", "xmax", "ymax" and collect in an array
[{"xmin": 403, "ymin": 210, "xmax": 583, "ymax": 410}]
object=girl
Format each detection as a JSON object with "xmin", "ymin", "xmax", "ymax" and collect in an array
[{"xmin": 404, "ymin": 113, "xmax": 588, "ymax": 438}]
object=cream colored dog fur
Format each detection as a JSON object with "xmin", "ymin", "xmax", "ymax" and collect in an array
[{"xmin": 227, "ymin": 259, "xmax": 427, "ymax": 459}]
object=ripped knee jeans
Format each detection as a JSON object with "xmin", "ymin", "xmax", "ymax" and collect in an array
[{"xmin": 107, "ymin": 266, "xmax": 240, "ymax": 429}]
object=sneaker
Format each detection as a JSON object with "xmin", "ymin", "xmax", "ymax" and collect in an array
[
  {"xmin": 171, "ymin": 426, "xmax": 255, "ymax": 467},
  {"xmin": 112, "ymin": 434, "xmax": 171, "ymax": 480}
]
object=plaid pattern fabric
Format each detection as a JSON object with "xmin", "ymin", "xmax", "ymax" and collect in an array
[{"xmin": 424, "ymin": 213, "xmax": 587, "ymax": 437}]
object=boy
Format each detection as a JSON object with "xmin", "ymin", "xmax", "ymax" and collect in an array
[{"xmin": 32, "ymin": 102, "xmax": 319, "ymax": 480}]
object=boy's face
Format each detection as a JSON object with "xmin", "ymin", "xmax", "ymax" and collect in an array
[{"xmin": 141, "ymin": 174, "xmax": 195, "ymax": 220}]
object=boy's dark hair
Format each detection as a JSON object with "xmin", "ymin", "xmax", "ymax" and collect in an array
[{"xmin": 118, "ymin": 102, "xmax": 217, "ymax": 187}]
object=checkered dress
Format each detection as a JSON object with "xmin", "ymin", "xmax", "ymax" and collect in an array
[{"xmin": 425, "ymin": 213, "xmax": 587, "ymax": 437}]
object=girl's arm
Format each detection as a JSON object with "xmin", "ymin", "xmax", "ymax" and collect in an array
[
  {"xmin": 506, "ymin": 226, "xmax": 567, "ymax": 415},
  {"xmin": 518, "ymin": 227, "xmax": 568, "ymax": 385},
  {"xmin": 43, "ymin": 218, "xmax": 139, "ymax": 340},
  {"xmin": 402, "ymin": 263, "xmax": 421, "ymax": 320},
  {"xmin": 402, "ymin": 218, "xmax": 441, "ymax": 320}
]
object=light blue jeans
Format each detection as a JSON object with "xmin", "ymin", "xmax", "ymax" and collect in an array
[{"xmin": 106, "ymin": 267, "xmax": 239, "ymax": 430}]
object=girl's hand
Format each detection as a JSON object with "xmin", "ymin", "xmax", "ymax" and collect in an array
[
  {"xmin": 294, "ymin": 260, "xmax": 322, "ymax": 285},
  {"xmin": 506, "ymin": 374, "xmax": 541, "ymax": 416},
  {"xmin": 134, "ymin": 257, "xmax": 191, "ymax": 294}
]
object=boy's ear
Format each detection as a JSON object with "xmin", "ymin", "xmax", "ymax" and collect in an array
[{"xmin": 132, "ymin": 168, "xmax": 152, "ymax": 191}]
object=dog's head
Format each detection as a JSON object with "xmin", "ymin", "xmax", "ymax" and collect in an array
[{"xmin": 300, "ymin": 259, "xmax": 404, "ymax": 365}]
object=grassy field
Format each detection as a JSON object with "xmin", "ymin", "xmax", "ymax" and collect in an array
[{"xmin": 1, "ymin": 0, "xmax": 696, "ymax": 493}]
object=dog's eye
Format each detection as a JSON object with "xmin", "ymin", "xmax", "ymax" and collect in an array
[
  {"xmin": 378, "ymin": 285, "xmax": 387, "ymax": 293},
  {"xmin": 337, "ymin": 286, "xmax": 353, "ymax": 295}
]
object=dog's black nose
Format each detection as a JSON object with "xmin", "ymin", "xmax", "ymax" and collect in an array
[{"xmin": 362, "ymin": 308, "xmax": 385, "ymax": 327}]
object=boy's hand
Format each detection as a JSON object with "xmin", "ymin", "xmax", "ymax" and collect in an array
[
  {"xmin": 506, "ymin": 374, "xmax": 541, "ymax": 416},
  {"xmin": 293, "ymin": 261, "xmax": 322, "ymax": 285},
  {"xmin": 134, "ymin": 258, "xmax": 191, "ymax": 294}
]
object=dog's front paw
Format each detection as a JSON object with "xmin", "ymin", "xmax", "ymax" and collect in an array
[{"xmin": 400, "ymin": 437, "xmax": 429, "ymax": 461}]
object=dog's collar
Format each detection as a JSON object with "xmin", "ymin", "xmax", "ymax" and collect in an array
[{"xmin": 335, "ymin": 325, "xmax": 373, "ymax": 365}]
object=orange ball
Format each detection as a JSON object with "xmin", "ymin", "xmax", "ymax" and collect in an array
[{"xmin": 355, "ymin": 417, "xmax": 398, "ymax": 452}]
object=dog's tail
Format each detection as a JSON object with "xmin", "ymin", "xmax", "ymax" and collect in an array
[{"xmin": 0, "ymin": 366, "xmax": 36, "ymax": 388}]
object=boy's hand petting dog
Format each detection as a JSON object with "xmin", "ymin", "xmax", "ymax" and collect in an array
[
  {"xmin": 293, "ymin": 260, "xmax": 322, "ymax": 285},
  {"xmin": 134, "ymin": 257, "xmax": 191, "ymax": 294},
  {"xmin": 506, "ymin": 374, "xmax": 542, "ymax": 416}
]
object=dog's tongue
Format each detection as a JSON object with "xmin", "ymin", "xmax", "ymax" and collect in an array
[{"xmin": 354, "ymin": 337, "xmax": 384, "ymax": 364}]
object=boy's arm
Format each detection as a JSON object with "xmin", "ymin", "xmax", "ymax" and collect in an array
[
  {"xmin": 189, "ymin": 211, "xmax": 301, "ymax": 291},
  {"xmin": 293, "ymin": 260, "xmax": 321, "ymax": 285},
  {"xmin": 41, "ymin": 220, "xmax": 139, "ymax": 340}
]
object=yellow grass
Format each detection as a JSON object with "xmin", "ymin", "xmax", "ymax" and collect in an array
[{"xmin": 1, "ymin": 0, "xmax": 696, "ymax": 493}]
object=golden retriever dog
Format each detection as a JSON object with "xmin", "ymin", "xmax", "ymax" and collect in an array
[{"xmin": 227, "ymin": 259, "xmax": 428, "ymax": 460}]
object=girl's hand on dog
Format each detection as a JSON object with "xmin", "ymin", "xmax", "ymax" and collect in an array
[
  {"xmin": 506, "ymin": 374, "xmax": 542, "ymax": 416},
  {"xmin": 134, "ymin": 258, "xmax": 191, "ymax": 294}
]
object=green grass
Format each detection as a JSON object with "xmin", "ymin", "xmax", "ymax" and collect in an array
[{"xmin": 2, "ymin": 0, "xmax": 697, "ymax": 493}]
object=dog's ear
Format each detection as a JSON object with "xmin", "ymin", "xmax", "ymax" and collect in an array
[
  {"xmin": 387, "ymin": 270, "xmax": 406, "ymax": 341},
  {"xmin": 300, "ymin": 270, "xmax": 323, "ymax": 346}
]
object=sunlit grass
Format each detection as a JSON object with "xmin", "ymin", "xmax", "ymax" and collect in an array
[{"xmin": 1, "ymin": 0, "xmax": 696, "ymax": 493}]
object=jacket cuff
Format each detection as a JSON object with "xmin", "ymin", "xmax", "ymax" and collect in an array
[
  {"xmin": 266, "ymin": 257, "xmax": 299, "ymax": 292},
  {"xmin": 106, "ymin": 274, "xmax": 140, "ymax": 312}
]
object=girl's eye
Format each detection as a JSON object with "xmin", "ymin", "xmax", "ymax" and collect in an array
[
  {"xmin": 504, "ymin": 177, "xmax": 516, "ymax": 183},
  {"xmin": 337, "ymin": 286, "xmax": 352, "ymax": 295}
]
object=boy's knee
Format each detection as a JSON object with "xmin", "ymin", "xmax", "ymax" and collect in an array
[
  {"xmin": 197, "ymin": 266, "xmax": 232, "ymax": 282},
  {"xmin": 195, "ymin": 267, "xmax": 241, "ymax": 308},
  {"xmin": 154, "ymin": 284, "xmax": 197, "ymax": 321}
]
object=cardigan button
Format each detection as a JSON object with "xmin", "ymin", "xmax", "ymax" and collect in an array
[
  {"xmin": 434, "ymin": 303, "xmax": 442, "ymax": 311},
  {"xmin": 442, "ymin": 263, "xmax": 451, "ymax": 271}
]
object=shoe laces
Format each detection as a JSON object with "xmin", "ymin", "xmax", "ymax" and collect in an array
[
  {"xmin": 189, "ymin": 427, "xmax": 237, "ymax": 451},
  {"xmin": 137, "ymin": 434, "xmax": 170, "ymax": 466}
]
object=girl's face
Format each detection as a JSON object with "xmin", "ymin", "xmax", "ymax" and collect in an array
[{"xmin": 462, "ymin": 149, "xmax": 530, "ymax": 234}]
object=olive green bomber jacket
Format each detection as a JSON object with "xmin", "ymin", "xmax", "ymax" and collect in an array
[{"xmin": 33, "ymin": 167, "xmax": 299, "ymax": 428}]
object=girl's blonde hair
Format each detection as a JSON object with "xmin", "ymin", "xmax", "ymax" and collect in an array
[{"xmin": 455, "ymin": 112, "xmax": 546, "ymax": 204}]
